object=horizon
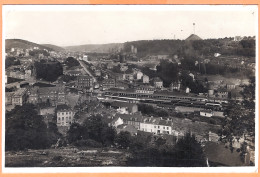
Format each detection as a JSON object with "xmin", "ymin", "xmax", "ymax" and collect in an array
[
  {"xmin": 3, "ymin": 5, "xmax": 257, "ymax": 46},
  {"xmin": 5, "ymin": 34, "xmax": 256, "ymax": 48}
]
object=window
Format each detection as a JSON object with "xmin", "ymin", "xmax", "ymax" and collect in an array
[
  {"xmin": 62, "ymin": 117, "xmax": 64, "ymax": 120},
  {"xmin": 154, "ymin": 126, "xmax": 156, "ymax": 128},
  {"xmin": 158, "ymin": 126, "xmax": 160, "ymax": 128},
  {"xmin": 167, "ymin": 127, "xmax": 169, "ymax": 130},
  {"xmin": 62, "ymin": 112, "xmax": 64, "ymax": 115},
  {"xmin": 66, "ymin": 112, "xmax": 68, "ymax": 115}
]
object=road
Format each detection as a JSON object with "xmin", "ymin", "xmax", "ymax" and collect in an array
[{"xmin": 79, "ymin": 60, "xmax": 97, "ymax": 82}]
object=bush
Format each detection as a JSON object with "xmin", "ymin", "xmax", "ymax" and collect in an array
[
  {"xmin": 52, "ymin": 155, "xmax": 62, "ymax": 161},
  {"xmin": 209, "ymin": 118, "xmax": 216, "ymax": 125},
  {"xmin": 73, "ymin": 139, "xmax": 102, "ymax": 148}
]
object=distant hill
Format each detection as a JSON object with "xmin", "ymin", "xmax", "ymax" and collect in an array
[
  {"xmin": 185, "ymin": 34, "xmax": 202, "ymax": 41},
  {"xmin": 64, "ymin": 43, "xmax": 124, "ymax": 53},
  {"xmin": 5, "ymin": 39, "xmax": 54, "ymax": 51},
  {"xmin": 41, "ymin": 44, "xmax": 65, "ymax": 52}
]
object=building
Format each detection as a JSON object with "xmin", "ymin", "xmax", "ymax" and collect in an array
[
  {"xmin": 116, "ymin": 124, "xmax": 138, "ymax": 135},
  {"xmin": 153, "ymin": 77, "xmax": 163, "ymax": 89},
  {"xmin": 56, "ymin": 104, "xmax": 75, "ymax": 126},
  {"xmin": 169, "ymin": 81, "xmax": 181, "ymax": 91},
  {"xmin": 111, "ymin": 101, "xmax": 138, "ymax": 114},
  {"xmin": 142, "ymin": 75, "xmax": 149, "ymax": 84},
  {"xmin": 216, "ymin": 89, "xmax": 229, "ymax": 99},
  {"xmin": 200, "ymin": 110, "xmax": 214, "ymax": 117},
  {"xmin": 114, "ymin": 113, "xmax": 143, "ymax": 130},
  {"xmin": 135, "ymin": 86, "xmax": 155, "ymax": 94},
  {"xmin": 39, "ymin": 106, "xmax": 55, "ymax": 116},
  {"xmin": 136, "ymin": 71, "xmax": 143, "ymax": 80},
  {"xmin": 123, "ymin": 73, "xmax": 134, "ymax": 81},
  {"xmin": 5, "ymin": 92, "xmax": 14, "ymax": 105},
  {"xmin": 140, "ymin": 117, "xmax": 172, "ymax": 135},
  {"xmin": 12, "ymin": 88, "xmax": 27, "ymax": 106},
  {"xmin": 77, "ymin": 76, "xmax": 94, "ymax": 89},
  {"xmin": 28, "ymin": 87, "xmax": 39, "ymax": 104},
  {"xmin": 226, "ymin": 82, "xmax": 236, "ymax": 90},
  {"xmin": 95, "ymin": 70, "xmax": 101, "ymax": 77},
  {"xmin": 102, "ymin": 79, "xmax": 116, "ymax": 90},
  {"xmin": 38, "ymin": 87, "xmax": 66, "ymax": 106}
]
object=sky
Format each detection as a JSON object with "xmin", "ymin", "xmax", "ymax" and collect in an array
[{"xmin": 3, "ymin": 5, "xmax": 258, "ymax": 46}]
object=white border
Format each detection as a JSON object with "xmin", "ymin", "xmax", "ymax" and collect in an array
[{"xmin": 2, "ymin": 4, "xmax": 259, "ymax": 174}]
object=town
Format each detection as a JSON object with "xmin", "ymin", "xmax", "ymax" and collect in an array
[{"xmin": 5, "ymin": 33, "xmax": 255, "ymax": 167}]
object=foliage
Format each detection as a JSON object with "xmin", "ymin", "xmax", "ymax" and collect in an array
[
  {"xmin": 5, "ymin": 57, "xmax": 20, "ymax": 68},
  {"xmin": 65, "ymin": 57, "xmax": 80, "ymax": 69},
  {"xmin": 34, "ymin": 61, "xmax": 63, "ymax": 82},
  {"xmin": 138, "ymin": 104, "xmax": 169, "ymax": 117},
  {"xmin": 115, "ymin": 131, "xmax": 132, "ymax": 149},
  {"xmin": 127, "ymin": 132, "xmax": 206, "ymax": 167},
  {"xmin": 5, "ymin": 104, "xmax": 59, "ymax": 151},
  {"xmin": 156, "ymin": 60, "xmax": 179, "ymax": 87},
  {"xmin": 67, "ymin": 115, "xmax": 116, "ymax": 147},
  {"xmin": 29, "ymin": 49, "xmax": 50, "ymax": 57}
]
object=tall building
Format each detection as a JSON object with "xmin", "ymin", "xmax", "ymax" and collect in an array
[{"xmin": 77, "ymin": 76, "xmax": 94, "ymax": 89}]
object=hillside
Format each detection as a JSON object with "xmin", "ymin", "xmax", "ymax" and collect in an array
[
  {"xmin": 185, "ymin": 34, "xmax": 202, "ymax": 41},
  {"xmin": 41, "ymin": 44, "xmax": 65, "ymax": 52},
  {"xmin": 123, "ymin": 40, "xmax": 185, "ymax": 57},
  {"xmin": 5, "ymin": 39, "xmax": 53, "ymax": 51},
  {"xmin": 64, "ymin": 43, "xmax": 124, "ymax": 53}
]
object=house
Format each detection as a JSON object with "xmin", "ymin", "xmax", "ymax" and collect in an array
[
  {"xmin": 116, "ymin": 124, "xmax": 138, "ymax": 135},
  {"xmin": 111, "ymin": 101, "xmax": 138, "ymax": 114},
  {"xmin": 136, "ymin": 71, "xmax": 143, "ymax": 80},
  {"xmin": 200, "ymin": 110, "xmax": 214, "ymax": 117},
  {"xmin": 114, "ymin": 113, "xmax": 143, "ymax": 130},
  {"xmin": 185, "ymin": 87, "xmax": 191, "ymax": 93},
  {"xmin": 107, "ymin": 63, "xmax": 114, "ymax": 69},
  {"xmin": 135, "ymin": 86, "xmax": 155, "ymax": 94},
  {"xmin": 216, "ymin": 89, "xmax": 229, "ymax": 99},
  {"xmin": 109, "ymin": 116, "xmax": 124, "ymax": 127},
  {"xmin": 95, "ymin": 70, "xmax": 101, "ymax": 77},
  {"xmin": 38, "ymin": 87, "xmax": 66, "ymax": 106},
  {"xmin": 5, "ymin": 92, "xmax": 14, "ymax": 105},
  {"xmin": 189, "ymin": 73, "xmax": 195, "ymax": 81},
  {"xmin": 56, "ymin": 104, "xmax": 75, "ymax": 127},
  {"xmin": 102, "ymin": 79, "xmax": 116, "ymax": 90},
  {"xmin": 39, "ymin": 106, "xmax": 55, "ymax": 116},
  {"xmin": 123, "ymin": 74, "xmax": 134, "ymax": 81},
  {"xmin": 142, "ymin": 75, "xmax": 149, "ymax": 84},
  {"xmin": 27, "ymin": 87, "xmax": 39, "ymax": 104},
  {"xmin": 77, "ymin": 76, "xmax": 94, "ymax": 89},
  {"xmin": 12, "ymin": 88, "xmax": 27, "ymax": 106},
  {"xmin": 120, "ymin": 65, "xmax": 128, "ymax": 72},
  {"xmin": 208, "ymin": 131, "xmax": 219, "ymax": 142},
  {"xmin": 226, "ymin": 81, "xmax": 236, "ymax": 90},
  {"xmin": 169, "ymin": 81, "xmax": 181, "ymax": 91},
  {"xmin": 140, "ymin": 117, "xmax": 172, "ymax": 135},
  {"xmin": 153, "ymin": 77, "xmax": 163, "ymax": 89}
]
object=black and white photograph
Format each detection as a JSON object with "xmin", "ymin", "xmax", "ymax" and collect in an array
[{"xmin": 3, "ymin": 5, "xmax": 258, "ymax": 172}]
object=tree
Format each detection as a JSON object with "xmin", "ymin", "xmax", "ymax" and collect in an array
[
  {"xmin": 115, "ymin": 131, "xmax": 132, "ymax": 149},
  {"xmin": 67, "ymin": 115, "xmax": 116, "ymax": 147},
  {"xmin": 5, "ymin": 104, "xmax": 51, "ymax": 151},
  {"xmin": 5, "ymin": 57, "xmax": 20, "ymax": 68},
  {"xmin": 65, "ymin": 57, "xmax": 80, "ymax": 69},
  {"xmin": 34, "ymin": 61, "xmax": 63, "ymax": 82},
  {"xmin": 172, "ymin": 133, "xmax": 207, "ymax": 167},
  {"xmin": 67, "ymin": 123, "xmax": 85, "ymax": 144}
]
